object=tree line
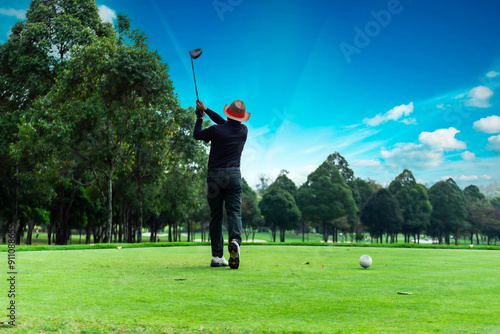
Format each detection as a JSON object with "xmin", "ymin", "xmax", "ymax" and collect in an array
[
  {"xmin": 1, "ymin": 0, "xmax": 211, "ymax": 245},
  {"xmin": 1, "ymin": 1, "xmax": 499, "ymax": 247},
  {"xmin": 252, "ymin": 153, "xmax": 500, "ymax": 245}
]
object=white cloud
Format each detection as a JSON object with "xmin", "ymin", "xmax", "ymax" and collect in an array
[
  {"xmin": 351, "ymin": 159, "xmax": 382, "ymax": 167},
  {"xmin": 381, "ymin": 143, "xmax": 444, "ymax": 169},
  {"xmin": 436, "ymin": 103, "xmax": 452, "ymax": 110},
  {"xmin": 465, "ymin": 86, "xmax": 494, "ymax": 108},
  {"xmin": 459, "ymin": 175, "xmax": 478, "ymax": 181},
  {"xmin": 457, "ymin": 175, "xmax": 492, "ymax": 182},
  {"xmin": 486, "ymin": 71, "xmax": 500, "ymax": 78},
  {"xmin": 401, "ymin": 117, "xmax": 417, "ymax": 125},
  {"xmin": 98, "ymin": 5, "xmax": 116, "ymax": 24},
  {"xmin": 380, "ymin": 128, "xmax": 467, "ymax": 170},
  {"xmin": 486, "ymin": 134, "xmax": 500, "ymax": 153},
  {"xmin": 363, "ymin": 102, "xmax": 414, "ymax": 126},
  {"xmin": 418, "ymin": 127, "xmax": 466, "ymax": 151},
  {"xmin": 0, "ymin": 8, "xmax": 26, "ymax": 19},
  {"xmin": 473, "ymin": 115, "xmax": 500, "ymax": 133},
  {"xmin": 461, "ymin": 151, "xmax": 476, "ymax": 161}
]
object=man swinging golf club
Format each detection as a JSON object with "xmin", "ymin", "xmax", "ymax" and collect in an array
[{"xmin": 193, "ymin": 99, "xmax": 250, "ymax": 269}]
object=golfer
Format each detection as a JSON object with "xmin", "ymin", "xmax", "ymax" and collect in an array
[{"xmin": 193, "ymin": 100, "xmax": 250, "ymax": 269}]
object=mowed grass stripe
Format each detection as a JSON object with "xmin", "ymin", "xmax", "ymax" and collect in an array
[{"xmin": 2, "ymin": 246, "xmax": 500, "ymax": 333}]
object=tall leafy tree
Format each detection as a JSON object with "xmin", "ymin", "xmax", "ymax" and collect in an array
[
  {"xmin": 326, "ymin": 152, "xmax": 371, "ymax": 240},
  {"xmin": 490, "ymin": 196, "xmax": 500, "ymax": 209},
  {"xmin": 241, "ymin": 178, "xmax": 260, "ymax": 242},
  {"xmin": 273, "ymin": 170, "xmax": 297, "ymax": 198},
  {"xmin": 463, "ymin": 185, "xmax": 490, "ymax": 245},
  {"xmin": 428, "ymin": 178, "xmax": 468, "ymax": 245},
  {"xmin": 388, "ymin": 169, "xmax": 432, "ymax": 243},
  {"xmin": 1, "ymin": 0, "xmax": 114, "ymax": 244},
  {"xmin": 296, "ymin": 161, "xmax": 356, "ymax": 242},
  {"xmin": 482, "ymin": 206, "xmax": 500, "ymax": 245},
  {"xmin": 153, "ymin": 107, "xmax": 208, "ymax": 242},
  {"xmin": 27, "ymin": 24, "xmax": 177, "ymax": 243},
  {"xmin": 360, "ymin": 189, "xmax": 403, "ymax": 243},
  {"xmin": 259, "ymin": 185, "xmax": 301, "ymax": 242}
]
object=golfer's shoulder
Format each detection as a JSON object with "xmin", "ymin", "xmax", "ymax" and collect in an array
[{"xmin": 240, "ymin": 123, "xmax": 248, "ymax": 133}]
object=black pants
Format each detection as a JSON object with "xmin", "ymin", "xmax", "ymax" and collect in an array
[{"xmin": 207, "ymin": 168, "xmax": 243, "ymax": 257}]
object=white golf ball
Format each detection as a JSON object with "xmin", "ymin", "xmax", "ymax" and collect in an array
[{"xmin": 359, "ymin": 255, "xmax": 372, "ymax": 269}]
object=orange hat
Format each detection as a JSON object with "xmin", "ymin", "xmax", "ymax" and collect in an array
[{"xmin": 223, "ymin": 100, "xmax": 250, "ymax": 122}]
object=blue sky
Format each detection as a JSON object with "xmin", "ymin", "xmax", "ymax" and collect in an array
[{"xmin": 2, "ymin": 0, "xmax": 500, "ymax": 189}]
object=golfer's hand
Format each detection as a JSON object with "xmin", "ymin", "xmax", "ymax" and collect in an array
[
  {"xmin": 195, "ymin": 108, "xmax": 204, "ymax": 119},
  {"xmin": 196, "ymin": 100, "xmax": 207, "ymax": 111}
]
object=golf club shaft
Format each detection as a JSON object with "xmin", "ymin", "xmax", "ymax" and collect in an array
[{"xmin": 191, "ymin": 57, "xmax": 199, "ymax": 101}]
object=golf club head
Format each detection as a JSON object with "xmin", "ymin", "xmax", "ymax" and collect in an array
[{"xmin": 189, "ymin": 48, "xmax": 202, "ymax": 59}]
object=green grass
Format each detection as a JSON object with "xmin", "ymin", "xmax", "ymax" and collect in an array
[{"xmin": 2, "ymin": 245, "xmax": 500, "ymax": 333}]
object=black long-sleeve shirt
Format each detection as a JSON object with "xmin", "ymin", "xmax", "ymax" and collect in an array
[{"xmin": 193, "ymin": 108, "xmax": 248, "ymax": 169}]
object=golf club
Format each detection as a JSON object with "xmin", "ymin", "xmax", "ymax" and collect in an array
[{"xmin": 189, "ymin": 48, "xmax": 202, "ymax": 101}]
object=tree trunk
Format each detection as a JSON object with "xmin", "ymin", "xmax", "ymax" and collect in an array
[
  {"xmin": 323, "ymin": 221, "xmax": 328, "ymax": 242},
  {"xmin": 47, "ymin": 224, "xmax": 53, "ymax": 245},
  {"xmin": 302, "ymin": 220, "xmax": 305, "ymax": 242},
  {"xmin": 16, "ymin": 219, "xmax": 25, "ymax": 245},
  {"xmin": 86, "ymin": 223, "xmax": 91, "ymax": 244},
  {"xmin": 1, "ymin": 221, "xmax": 7, "ymax": 244},
  {"xmin": 25, "ymin": 220, "xmax": 35, "ymax": 245},
  {"xmin": 104, "ymin": 171, "xmax": 113, "ymax": 243},
  {"xmin": 137, "ymin": 172, "xmax": 143, "ymax": 243},
  {"xmin": 118, "ymin": 206, "xmax": 123, "ymax": 243},
  {"xmin": 12, "ymin": 165, "xmax": 19, "ymax": 245}
]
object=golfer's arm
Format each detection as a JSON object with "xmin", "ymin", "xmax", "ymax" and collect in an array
[
  {"xmin": 193, "ymin": 118, "xmax": 211, "ymax": 142},
  {"xmin": 205, "ymin": 108, "xmax": 225, "ymax": 125}
]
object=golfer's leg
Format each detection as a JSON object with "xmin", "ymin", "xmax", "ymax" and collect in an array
[
  {"xmin": 224, "ymin": 171, "xmax": 243, "ymax": 245},
  {"xmin": 207, "ymin": 176, "xmax": 224, "ymax": 258}
]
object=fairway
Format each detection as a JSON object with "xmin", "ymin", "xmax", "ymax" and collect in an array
[{"xmin": 3, "ymin": 246, "xmax": 500, "ymax": 333}]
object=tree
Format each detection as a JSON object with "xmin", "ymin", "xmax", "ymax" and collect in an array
[
  {"xmin": 258, "ymin": 171, "xmax": 299, "ymax": 242},
  {"xmin": 241, "ymin": 178, "xmax": 259, "ymax": 242},
  {"xmin": 360, "ymin": 189, "xmax": 403, "ymax": 243},
  {"xmin": 490, "ymin": 196, "xmax": 500, "ymax": 209},
  {"xmin": 326, "ymin": 152, "xmax": 371, "ymax": 240},
  {"xmin": 256, "ymin": 174, "xmax": 270, "ymax": 196},
  {"xmin": 482, "ymin": 207, "xmax": 500, "ymax": 245},
  {"xmin": 296, "ymin": 162, "xmax": 356, "ymax": 242},
  {"xmin": 28, "ymin": 19, "xmax": 179, "ymax": 243},
  {"xmin": 259, "ymin": 185, "xmax": 301, "ymax": 242},
  {"xmin": 0, "ymin": 0, "xmax": 114, "ymax": 245},
  {"xmin": 326, "ymin": 152, "xmax": 355, "ymax": 182},
  {"xmin": 273, "ymin": 170, "xmax": 297, "ymax": 197},
  {"xmin": 464, "ymin": 185, "xmax": 490, "ymax": 245},
  {"xmin": 428, "ymin": 178, "xmax": 468, "ymax": 245},
  {"xmin": 388, "ymin": 169, "xmax": 432, "ymax": 243}
]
